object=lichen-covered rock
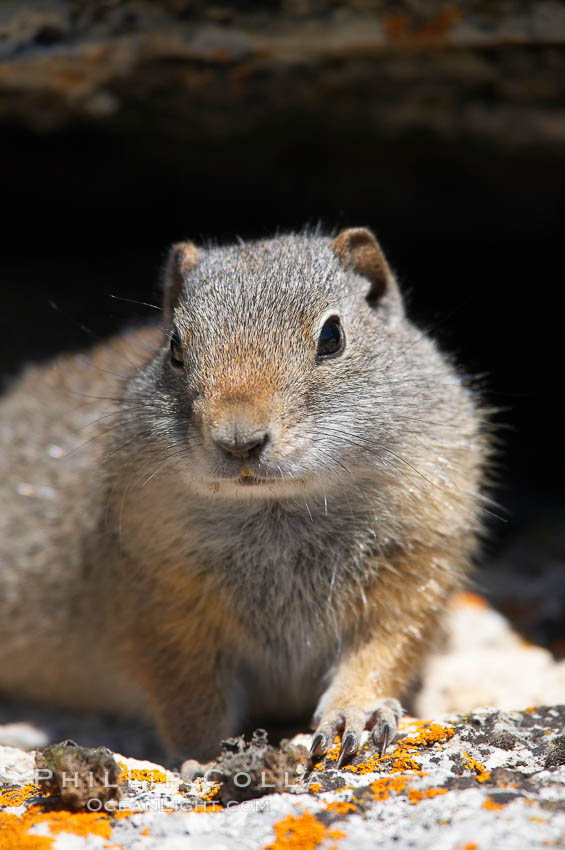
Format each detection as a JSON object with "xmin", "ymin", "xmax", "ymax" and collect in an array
[
  {"xmin": 206, "ymin": 729, "xmax": 308, "ymax": 805},
  {"xmin": 2, "ymin": 708, "xmax": 565, "ymax": 848},
  {"xmin": 35, "ymin": 740, "xmax": 122, "ymax": 811}
]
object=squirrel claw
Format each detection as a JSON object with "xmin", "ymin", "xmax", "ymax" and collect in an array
[
  {"xmin": 370, "ymin": 698, "xmax": 402, "ymax": 757},
  {"xmin": 312, "ymin": 697, "xmax": 402, "ymax": 766},
  {"xmin": 337, "ymin": 731, "xmax": 359, "ymax": 768},
  {"xmin": 309, "ymin": 731, "xmax": 328, "ymax": 759},
  {"xmin": 376, "ymin": 722, "xmax": 393, "ymax": 757}
]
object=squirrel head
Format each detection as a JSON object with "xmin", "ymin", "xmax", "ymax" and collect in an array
[{"xmin": 135, "ymin": 228, "xmax": 439, "ymax": 501}]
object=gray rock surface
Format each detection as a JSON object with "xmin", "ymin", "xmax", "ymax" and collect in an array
[{"xmin": 1, "ymin": 707, "xmax": 565, "ymax": 849}]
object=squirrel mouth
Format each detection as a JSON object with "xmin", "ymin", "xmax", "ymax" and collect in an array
[
  {"xmin": 236, "ymin": 475, "xmax": 267, "ymax": 486},
  {"xmin": 236, "ymin": 464, "xmax": 267, "ymax": 485}
]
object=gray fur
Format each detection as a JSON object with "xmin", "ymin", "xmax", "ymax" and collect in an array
[{"xmin": 0, "ymin": 231, "xmax": 488, "ymax": 759}]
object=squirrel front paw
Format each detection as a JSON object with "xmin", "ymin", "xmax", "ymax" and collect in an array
[{"xmin": 310, "ymin": 697, "xmax": 402, "ymax": 768}]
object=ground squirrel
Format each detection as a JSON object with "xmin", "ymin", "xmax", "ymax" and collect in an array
[{"xmin": 0, "ymin": 228, "xmax": 488, "ymax": 766}]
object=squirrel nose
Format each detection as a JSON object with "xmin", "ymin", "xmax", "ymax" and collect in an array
[{"xmin": 211, "ymin": 426, "xmax": 269, "ymax": 460}]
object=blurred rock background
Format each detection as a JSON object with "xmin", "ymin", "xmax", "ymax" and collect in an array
[{"xmin": 1, "ymin": 0, "xmax": 564, "ymax": 674}]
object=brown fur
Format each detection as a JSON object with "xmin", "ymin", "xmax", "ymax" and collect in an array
[{"xmin": 332, "ymin": 227, "xmax": 392, "ymax": 303}]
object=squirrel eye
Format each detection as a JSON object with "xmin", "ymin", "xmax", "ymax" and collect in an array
[
  {"xmin": 316, "ymin": 315, "xmax": 345, "ymax": 360},
  {"xmin": 169, "ymin": 329, "xmax": 184, "ymax": 368}
]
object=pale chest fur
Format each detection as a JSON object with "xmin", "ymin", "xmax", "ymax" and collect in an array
[
  {"xmin": 185, "ymin": 502, "xmax": 382, "ymax": 716},
  {"xmin": 110, "ymin": 473, "xmax": 384, "ymax": 706}
]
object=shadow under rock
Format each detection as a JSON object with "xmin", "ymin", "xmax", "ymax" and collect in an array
[{"xmin": 0, "ymin": 699, "xmax": 163, "ymax": 763}]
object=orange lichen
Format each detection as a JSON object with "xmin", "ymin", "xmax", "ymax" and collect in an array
[
  {"xmin": 402, "ymin": 723, "xmax": 455, "ymax": 748},
  {"xmin": 0, "ymin": 783, "xmax": 40, "ymax": 808},
  {"xmin": 325, "ymin": 738, "xmax": 341, "ymax": 763},
  {"xmin": 483, "ymin": 797, "xmax": 503, "ymax": 811},
  {"xmin": 118, "ymin": 763, "xmax": 168, "ymax": 785},
  {"xmin": 461, "ymin": 752, "xmax": 491, "ymax": 783},
  {"xmin": 313, "ymin": 740, "xmax": 342, "ymax": 770},
  {"xmin": 390, "ymin": 753, "xmax": 422, "ymax": 773},
  {"xmin": 199, "ymin": 782, "xmax": 221, "ymax": 802},
  {"xmin": 424, "ymin": 787, "xmax": 447, "ymax": 799},
  {"xmin": 188, "ymin": 775, "xmax": 222, "ymax": 805},
  {"xmin": 463, "ymin": 844, "xmax": 477, "ymax": 850},
  {"xmin": 29, "ymin": 807, "xmax": 112, "ymax": 839},
  {"xmin": 309, "ymin": 783, "xmax": 322, "ymax": 794},
  {"xmin": 0, "ymin": 812, "xmax": 53, "ymax": 850},
  {"xmin": 368, "ymin": 774, "xmax": 447, "ymax": 805},
  {"xmin": 530, "ymin": 816, "xmax": 547, "ymax": 824},
  {"xmin": 192, "ymin": 803, "xmax": 222, "ymax": 813},
  {"xmin": 0, "ymin": 805, "xmax": 114, "ymax": 850},
  {"xmin": 408, "ymin": 788, "xmax": 424, "ymax": 804},
  {"xmin": 141, "ymin": 827, "xmax": 151, "ymax": 835},
  {"xmin": 408, "ymin": 786, "xmax": 447, "ymax": 804},
  {"xmin": 369, "ymin": 775, "xmax": 412, "ymax": 801},
  {"xmin": 324, "ymin": 801, "xmax": 357, "ymax": 815},
  {"xmin": 342, "ymin": 753, "xmax": 382, "ymax": 775},
  {"xmin": 264, "ymin": 811, "xmax": 345, "ymax": 850},
  {"xmin": 344, "ymin": 721, "xmax": 454, "ymax": 775}
]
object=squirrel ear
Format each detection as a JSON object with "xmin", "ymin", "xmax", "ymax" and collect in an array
[
  {"xmin": 162, "ymin": 241, "xmax": 200, "ymax": 322},
  {"xmin": 331, "ymin": 227, "xmax": 393, "ymax": 306}
]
